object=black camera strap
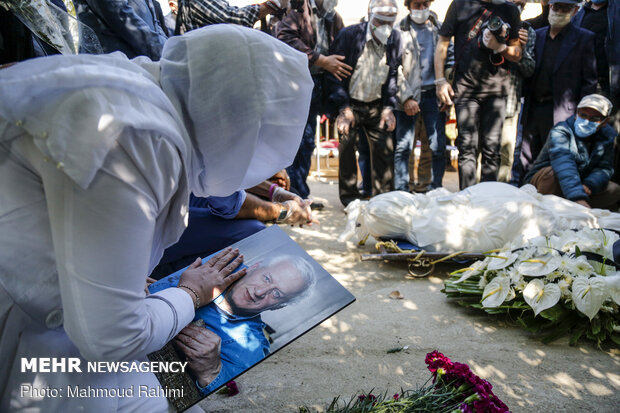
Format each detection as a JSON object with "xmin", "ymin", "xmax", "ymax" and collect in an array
[{"xmin": 468, "ymin": 9, "xmax": 493, "ymax": 41}]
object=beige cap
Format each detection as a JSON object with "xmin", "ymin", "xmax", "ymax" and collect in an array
[{"xmin": 577, "ymin": 94, "xmax": 613, "ymax": 117}]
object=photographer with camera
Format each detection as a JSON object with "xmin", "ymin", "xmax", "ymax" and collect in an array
[{"xmin": 434, "ymin": 0, "xmax": 522, "ymax": 190}]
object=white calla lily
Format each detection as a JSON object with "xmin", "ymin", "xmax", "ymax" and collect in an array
[
  {"xmin": 486, "ymin": 251, "xmax": 519, "ymax": 270},
  {"xmin": 571, "ymin": 277, "xmax": 608, "ymax": 320},
  {"xmin": 599, "ymin": 274, "xmax": 620, "ymax": 305},
  {"xmin": 517, "ymin": 254, "xmax": 561, "ymax": 277},
  {"xmin": 452, "ymin": 260, "xmax": 486, "ymax": 284},
  {"xmin": 522, "ymin": 279, "xmax": 561, "ymax": 316},
  {"xmin": 481, "ymin": 276, "xmax": 511, "ymax": 308},
  {"xmin": 528, "ymin": 236, "xmax": 549, "ymax": 249},
  {"xmin": 565, "ymin": 255, "xmax": 595, "ymax": 277}
]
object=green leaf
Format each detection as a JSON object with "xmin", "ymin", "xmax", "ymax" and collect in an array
[
  {"xmin": 591, "ymin": 317, "xmax": 602, "ymax": 335},
  {"xmin": 602, "ymin": 315, "xmax": 615, "ymax": 333},
  {"xmin": 610, "ymin": 334, "xmax": 620, "ymax": 345},
  {"xmin": 539, "ymin": 305, "xmax": 567, "ymax": 322},
  {"xmin": 575, "ymin": 246, "xmax": 582, "ymax": 257},
  {"xmin": 569, "ymin": 325, "xmax": 586, "ymax": 346}
]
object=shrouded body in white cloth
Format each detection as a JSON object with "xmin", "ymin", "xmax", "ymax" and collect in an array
[
  {"xmin": 340, "ymin": 182, "xmax": 620, "ymax": 253},
  {"xmin": 0, "ymin": 25, "xmax": 312, "ymax": 412}
]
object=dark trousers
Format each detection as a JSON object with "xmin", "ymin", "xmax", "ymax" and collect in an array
[
  {"xmin": 530, "ymin": 166, "xmax": 620, "ymax": 210},
  {"xmin": 514, "ymin": 100, "xmax": 554, "ymax": 184},
  {"xmin": 454, "ymin": 95, "xmax": 507, "ymax": 190},
  {"xmin": 339, "ymin": 100, "xmax": 394, "ymax": 206},
  {"xmin": 287, "ymin": 74, "xmax": 325, "ymax": 199}
]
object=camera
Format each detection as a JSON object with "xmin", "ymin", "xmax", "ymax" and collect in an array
[
  {"xmin": 481, "ymin": 16, "xmax": 510, "ymax": 44},
  {"xmin": 290, "ymin": 0, "xmax": 305, "ymax": 13},
  {"xmin": 476, "ymin": 15, "xmax": 510, "ymax": 67}
]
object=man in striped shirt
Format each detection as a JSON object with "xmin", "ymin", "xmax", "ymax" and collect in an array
[{"xmin": 176, "ymin": 0, "xmax": 290, "ymax": 34}]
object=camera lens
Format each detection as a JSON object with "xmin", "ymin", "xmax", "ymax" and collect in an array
[{"xmin": 487, "ymin": 16, "xmax": 502, "ymax": 32}]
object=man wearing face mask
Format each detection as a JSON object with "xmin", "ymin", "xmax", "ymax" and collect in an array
[
  {"xmin": 435, "ymin": 0, "xmax": 523, "ymax": 190},
  {"xmin": 327, "ymin": 0, "xmax": 401, "ymax": 206},
  {"xmin": 276, "ymin": 0, "xmax": 347, "ymax": 201},
  {"xmin": 514, "ymin": 0, "xmax": 597, "ymax": 183},
  {"xmin": 394, "ymin": 0, "xmax": 453, "ymax": 191},
  {"xmin": 524, "ymin": 94, "xmax": 620, "ymax": 209}
]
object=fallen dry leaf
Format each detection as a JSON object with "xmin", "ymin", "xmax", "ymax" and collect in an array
[{"xmin": 389, "ymin": 290, "xmax": 404, "ymax": 300}]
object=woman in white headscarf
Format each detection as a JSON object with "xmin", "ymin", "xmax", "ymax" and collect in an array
[{"xmin": 0, "ymin": 25, "xmax": 312, "ymax": 412}]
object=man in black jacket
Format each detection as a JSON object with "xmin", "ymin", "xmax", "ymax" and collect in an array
[{"xmin": 514, "ymin": 0, "xmax": 598, "ymax": 182}]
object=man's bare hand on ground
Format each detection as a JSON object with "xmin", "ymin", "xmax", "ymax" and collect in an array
[{"xmin": 174, "ymin": 325, "xmax": 222, "ymax": 388}]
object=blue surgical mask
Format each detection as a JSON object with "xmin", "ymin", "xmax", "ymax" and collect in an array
[
  {"xmin": 574, "ymin": 116, "xmax": 600, "ymax": 138},
  {"xmin": 590, "ymin": 0, "xmax": 607, "ymax": 4}
]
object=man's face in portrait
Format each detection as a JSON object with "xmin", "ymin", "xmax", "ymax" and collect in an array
[{"xmin": 224, "ymin": 260, "xmax": 308, "ymax": 317}]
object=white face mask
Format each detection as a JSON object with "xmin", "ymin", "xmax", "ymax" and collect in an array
[
  {"xmin": 410, "ymin": 9, "xmax": 430, "ymax": 24},
  {"xmin": 490, "ymin": 0, "xmax": 506, "ymax": 4},
  {"xmin": 372, "ymin": 24, "xmax": 392, "ymax": 45},
  {"xmin": 548, "ymin": 9, "xmax": 572, "ymax": 29}
]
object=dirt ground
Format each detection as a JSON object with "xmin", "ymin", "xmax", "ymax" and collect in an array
[{"xmin": 199, "ymin": 172, "xmax": 620, "ymax": 413}]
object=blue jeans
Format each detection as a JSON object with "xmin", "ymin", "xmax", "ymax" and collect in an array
[
  {"xmin": 394, "ymin": 90, "xmax": 446, "ymax": 190},
  {"xmin": 286, "ymin": 112, "xmax": 316, "ymax": 199}
]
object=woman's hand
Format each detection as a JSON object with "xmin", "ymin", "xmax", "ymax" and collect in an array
[{"xmin": 178, "ymin": 247, "xmax": 246, "ymax": 307}]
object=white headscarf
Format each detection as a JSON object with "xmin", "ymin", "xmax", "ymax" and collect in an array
[
  {"xmin": 160, "ymin": 25, "xmax": 314, "ymax": 196},
  {"xmin": 0, "ymin": 24, "xmax": 313, "ymax": 198}
]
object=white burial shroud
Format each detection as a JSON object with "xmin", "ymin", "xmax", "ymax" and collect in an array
[{"xmin": 339, "ymin": 182, "xmax": 620, "ymax": 253}]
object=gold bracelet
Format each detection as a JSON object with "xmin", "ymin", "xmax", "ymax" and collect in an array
[{"xmin": 178, "ymin": 284, "xmax": 200, "ymax": 310}]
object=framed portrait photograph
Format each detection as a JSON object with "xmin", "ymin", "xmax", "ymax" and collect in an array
[{"xmin": 147, "ymin": 226, "xmax": 355, "ymax": 411}]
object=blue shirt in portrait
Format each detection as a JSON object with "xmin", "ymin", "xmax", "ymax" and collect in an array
[{"xmin": 149, "ymin": 255, "xmax": 270, "ymax": 394}]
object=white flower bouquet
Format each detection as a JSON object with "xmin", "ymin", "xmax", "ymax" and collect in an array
[{"xmin": 443, "ymin": 228, "xmax": 620, "ymax": 346}]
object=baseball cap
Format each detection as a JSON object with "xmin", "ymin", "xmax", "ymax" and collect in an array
[{"xmin": 577, "ymin": 94, "xmax": 613, "ymax": 118}]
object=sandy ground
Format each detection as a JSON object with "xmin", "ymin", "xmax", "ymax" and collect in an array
[{"xmin": 198, "ymin": 170, "xmax": 620, "ymax": 413}]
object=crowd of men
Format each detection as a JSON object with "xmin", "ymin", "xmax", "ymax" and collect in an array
[{"xmin": 1, "ymin": 0, "xmax": 619, "ymax": 211}]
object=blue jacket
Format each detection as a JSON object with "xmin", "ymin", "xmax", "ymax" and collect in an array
[
  {"xmin": 75, "ymin": 0, "xmax": 168, "ymax": 60},
  {"xmin": 523, "ymin": 23, "xmax": 597, "ymax": 126},
  {"xmin": 525, "ymin": 116, "xmax": 617, "ymax": 201},
  {"xmin": 326, "ymin": 21, "xmax": 401, "ymax": 112}
]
